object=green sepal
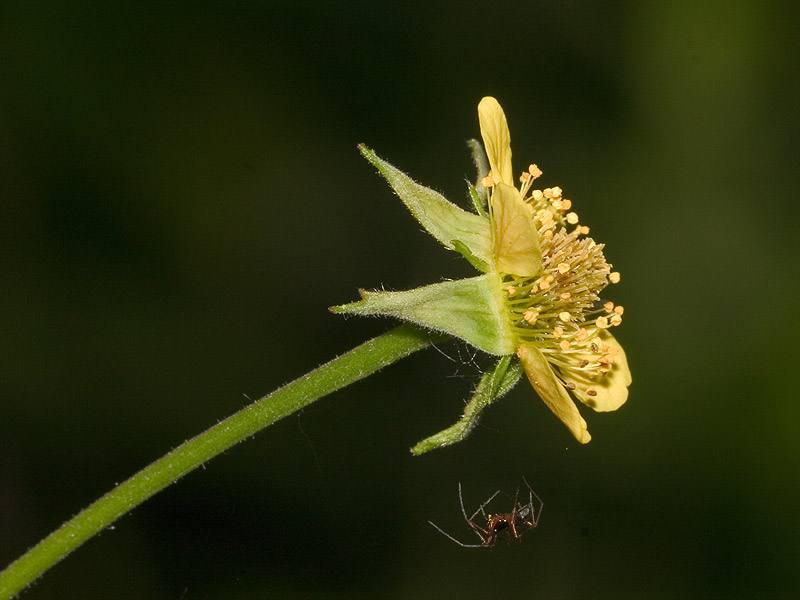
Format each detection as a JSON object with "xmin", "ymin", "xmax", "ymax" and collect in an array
[
  {"xmin": 467, "ymin": 183, "xmax": 487, "ymax": 218},
  {"xmin": 466, "ymin": 138, "xmax": 490, "ymax": 205},
  {"xmin": 330, "ymin": 273, "xmax": 516, "ymax": 356},
  {"xmin": 358, "ymin": 144, "xmax": 492, "ymax": 266},
  {"xmin": 411, "ymin": 355, "xmax": 522, "ymax": 455},
  {"xmin": 450, "ymin": 239, "xmax": 489, "ymax": 272}
]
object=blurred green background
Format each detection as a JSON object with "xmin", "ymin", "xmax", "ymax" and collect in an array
[{"xmin": 2, "ymin": 1, "xmax": 799, "ymax": 598}]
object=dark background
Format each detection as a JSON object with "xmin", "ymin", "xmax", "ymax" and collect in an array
[{"xmin": 2, "ymin": 2, "xmax": 799, "ymax": 598}]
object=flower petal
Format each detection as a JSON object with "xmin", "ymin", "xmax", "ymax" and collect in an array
[
  {"xmin": 517, "ymin": 343, "xmax": 591, "ymax": 444},
  {"xmin": 478, "ymin": 96, "xmax": 514, "ymax": 185},
  {"xmin": 492, "ymin": 183, "xmax": 542, "ymax": 277},
  {"xmin": 569, "ymin": 331, "xmax": 632, "ymax": 412}
]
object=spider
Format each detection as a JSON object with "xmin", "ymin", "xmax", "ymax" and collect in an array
[{"xmin": 428, "ymin": 477, "xmax": 543, "ymax": 548}]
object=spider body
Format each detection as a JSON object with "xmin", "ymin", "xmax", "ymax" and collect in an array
[{"xmin": 429, "ymin": 477, "xmax": 543, "ymax": 548}]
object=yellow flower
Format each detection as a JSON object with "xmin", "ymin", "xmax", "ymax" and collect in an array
[
  {"xmin": 335, "ymin": 97, "xmax": 631, "ymax": 446},
  {"xmin": 478, "ymin": 96, "xmax": 631, "ymax": 443}
]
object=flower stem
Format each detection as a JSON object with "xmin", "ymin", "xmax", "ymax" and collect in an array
[{"xmin": 0, "ymin": 324, "xmax": 439, "ymax": 600}]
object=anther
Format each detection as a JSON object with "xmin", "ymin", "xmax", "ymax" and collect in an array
[
  {"xmin": 557, "ymin": 263, "xmax": 570, "ymax": 274},
  {"xmin": 553, "ymin": 326, "xmax": 564, "ymax": 338},
  {"xmin": 566, "ymin": 212, "xmax": 579, "ymax": 224},
  {"xmin": 559, "ymin": 311, "xmax": 571, "ymax": 322},
  {"xmin": 609, "ymin": 272, "xmax": 621, "ymax": 284},
  {"xmin": 596, "ymin": 316, "xmax": 609, "ymax": 329},
  {"xmin": 586, "ymin": 389, "xmax": 598, "ymax": 397},
  {"xmin": 559, "ymin": 340, "xmax": 571, "ymax": 352}
]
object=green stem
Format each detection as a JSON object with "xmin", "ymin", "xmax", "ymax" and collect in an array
[{"xmin": 0, "ymin": 324, "xmax": 438, "ymax": 600}]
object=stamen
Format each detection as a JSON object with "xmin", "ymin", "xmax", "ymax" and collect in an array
[{"xmin": 609, "ymin": 272, "xmax": 621, "ymax": 283}]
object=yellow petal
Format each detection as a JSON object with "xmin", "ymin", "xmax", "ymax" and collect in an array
[
  {"xmin": 517, "ymin": 344, "xmax": 591, "ymax": 444},
  {"xmin": 492, "ymin": 183, "xmax": 542, "ymax": 277},
  {"xmin": 569, "ymin": 331, "xmax": 632, "ymax": 412},
  {"xmin": 478, "ymin": 96, "xmax": 513, "ymax": 185}
]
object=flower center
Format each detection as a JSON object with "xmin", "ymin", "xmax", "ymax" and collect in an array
[{"xmin": 500, "ymin": 167, "xmax": 624, "ymax": 397}]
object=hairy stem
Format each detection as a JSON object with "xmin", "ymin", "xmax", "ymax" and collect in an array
[{"xmin": 0, "ymin": 324, "xmax": 438, "ymax": 599}]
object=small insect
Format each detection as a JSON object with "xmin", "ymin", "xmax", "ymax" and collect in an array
[{"xmin": 429, "ymin": 477, "xmax": 543, "ymax": 548}]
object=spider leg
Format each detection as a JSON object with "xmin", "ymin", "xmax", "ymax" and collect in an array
[
  {"xmin": 468, "ymin": 488, "xmax": 502, "ymax": 522},
  {"xmin": 427, "ymin": 520, "xmax": 485, "ymax": 549},
  {"xmin": 521, "ymin": 476, "xmax": 544, "ymax": 526},
  {"xmin": 506, "ymin": 487, "xmax": 523, "ymax": 539},
  {"xmin": 458, "ymin": 483, "xmax": 495, "ymax": 544}
]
